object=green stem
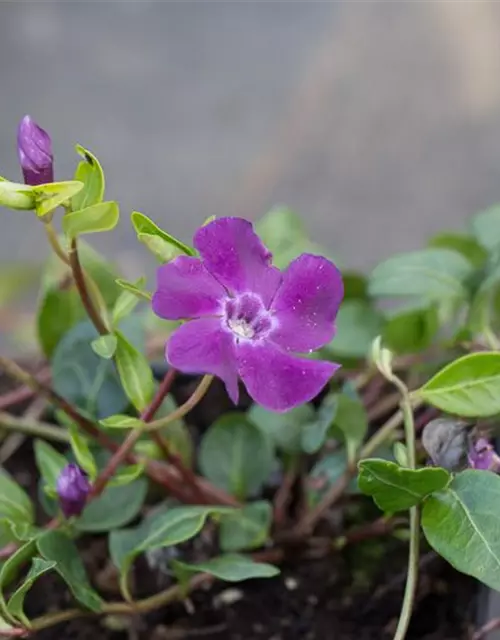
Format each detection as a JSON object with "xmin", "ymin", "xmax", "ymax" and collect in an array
[
  {"xmin": 392, "ymin": 386, "xmax": 420, "ymax": 640},
  {"xmin": 0, "ymin": 411, "xmax": 70, "ymax": 443},
  {"xmin": 145, "ymin": 375, "xmax": 213, "ymax": 431},
  {"xmin": 43, "ymin": 221, "xmax": 69, "ymax": 265}
]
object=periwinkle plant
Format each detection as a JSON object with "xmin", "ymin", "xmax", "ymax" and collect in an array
[{"xmin": 0, "ymin": 115, "xmax": 498, "ymax": 639}]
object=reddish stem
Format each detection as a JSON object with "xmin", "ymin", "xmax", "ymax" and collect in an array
[
  {"xmin": 473, "ymin": 617, "xmax": 500, "ymax": 640},
  {"xmin": 0, "ymin": 368, "xmax": 50, "ymax": 411}
]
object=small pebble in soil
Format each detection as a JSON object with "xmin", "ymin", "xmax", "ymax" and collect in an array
[
  {"xmin": 213, "ymin": 588, "xmax": 244, "ymax": 608},
  {"xmin": 285, "ymin": 576, "xmax": 299, "ymax": 591}
]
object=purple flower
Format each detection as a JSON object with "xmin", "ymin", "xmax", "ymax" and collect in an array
[
  {"xmin": 56, "ymin": 463, "xmax": 91, "ymax": 518},
  {"xmin": 152, "ymin": 217, "xmax": 343, "ymax": 412},
  {"xmin": 468, "ymin": 438, "xmax": 500, "ymax": 472},
  {"xmin": 17, "ymin": 115, "xmax": 53, "ymax": 186}
]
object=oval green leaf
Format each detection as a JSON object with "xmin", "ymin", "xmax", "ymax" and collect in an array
[
  {"xmin": 358, "ymin": 459, "xmax": 451, "ymax": 512},
  {"xmin": 71, "ymin": 145, "xmax": 105, "ymax": 210},
  {"xmin": 417, "ymin": 352, "xmax": 500, "ymax": 417},
  {"xmin": 63, "ymin": 201, "xmax": 119, "ymax": 239},
  {"xmin": 422, "ymin": 470, "xmax": 500, "ymax": 591},
  {"xmin": 173, "ymin": 554, "xmax": 279, "ymax": 583},
  {"xmin": 115, "ymin": 330, "xmax": 154, "ymax": 412}
]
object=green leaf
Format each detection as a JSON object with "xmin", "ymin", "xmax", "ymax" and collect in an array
[
  {"xmin": 342, "ymin": 271, "xmax": 369, "ymax": 300},
  {"xmin": 115, "ymin": 330, "xmax": 154, "ymax": 412},
  {"xmin": 62, "ymin": 201, "xmax": 119, "ymax": 239},
  {"xmin": 33, "ymin": 181, "xmax": 84, "ymax": 218},
  {"xmin": 131, "ymin": 211, "xmax": 194, "ymax": 257},
  {"xmin": 219, "ymin": 502, "xmax": 272, "ymax": 552},
  {"xmin": 256, "ymin": 206, "xmax": 337, "ymax": 270},
  {"xmin": 470, "ymin": 204, "xmax": 500, "ymax": 252},
  {"xmin": 71, "ymin": 145, "xmax": 105, "ymax": 210},
  {"xmin": 0, "ymin": 470, "xmax": 34, "ymax": 527},
  {"xmin": 325, "ymin": 300, "xmax": 383, "ymax": 359},
  {"xmin": 37, "ymin": 531, "xmax": 102, "ymax": 611},
  {"xmin": 112, "ymin": 277, "xmax": 146, "ymax": 325},
  {"xmin": 248, "ymin": 403, "xmax": 315, "ymax": 454},
  {"xmin": 33, "ymin": 440, "xmax": 66, "ymax": 494},
  {"xmin": 109, "ymin": 505, "xmax": 233, "ymax": 598},
  {"xmin": 417, "ymin": 352, "xmax": 500, "ymax": 417},
  {"xmin": 99, "ymin": 415, "xmax": 144, "ymax": 430},
  {"xmin": 369, "ymin": 249, "xmax": 474, "ymax": 301},
  {"xmin": 51, "ymin": 320, "xmax": 129, "ymax": 419},
  {"xmin": 76, "ymin": 477, "xmax": 147, "ymax": 532},
  {"xmin": 358, "ymin": 459, "xmax": 451, "ymax": 512},
  {"xmin": 0, "ymin": 180, "xmax": 35, "ymax": 210},
  {"xmin": 115, "ymin": 278, "xmax": 152, "ymax": 302},
  {"xmin": 7, "ymin": 558, "xmax": 56, "ymax": 627},
  {"xmin": 138, "ymin": 232, "xmax": 185, "ymax": 263},
  {"xmin": 37, "ymin": 287, "xmax": 82, "ymax": 358},
  {"xmin": 91, "ymin": 334, "xmax": 117, "ymax": 359},
  {"xmin": 199, "ymin": 413, "xmax": 275, "ymax": 499},
  {"xmin": 300, "ymin": 393, "xmax": 338, "ymax": 454},
  {"xmin": 173, "ymin": 554, "xmax": 279, "ymax": 582},
  {"xmin": 108, "ymin": 464, "xmax": 145, "ymax": 488},
  {"xmin": 67, "ymin": 423, "xmax": 96, "ymax": 480},
  {"xmin": 428, "ymin": 232, "xmax": 487, "ymax": 269},
  {"xmin": 332, "ymin": 390, "xmax": 368, "ymax": 463},
  {"xmin": 383, "ymin": 303, "xmax": 439, "ymax": 354},
  {"xmin": 0, "ymin": 541, "xmax": 36, "ymax": 624},
  {"xmin": 422, "ymin": 470, "xmax": 500, "ymax": 591}
]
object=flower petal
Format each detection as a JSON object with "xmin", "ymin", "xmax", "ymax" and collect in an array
[
  {"xmin": 270, "ymin": 254, "xmax": 344, "ymax": 352},
  {"xmin": 194, "ymin": 217, "xmax": 282, "ymax": 306},
  {"xmin": 237, "ymin": 341, "xmax": 339, "ymax": 412},
  {"xmin": 167, "ymin": 318, "xmax": 239, "ymax": 404},
  {"xmin": 152, "ymin": 256, "xmax": 226, "ymax": 320}
]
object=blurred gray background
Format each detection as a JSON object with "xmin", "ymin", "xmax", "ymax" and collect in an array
[{"xmin": 3, "ymin": 1, "xmax": 500, "ymax": 277}]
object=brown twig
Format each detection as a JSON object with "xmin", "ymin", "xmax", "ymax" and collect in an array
[
  {"xmin": 0, "ymin": 367, "xmax": 50, "ymax": 410},
  {"xmin": 273, "ymin": 466, "xmax": 298, "ymax": 527},
  {"xmin": 0, "ymin": 357, "xmax": 238, "ymax": 507},
  {"xmin": 68, "ymin": 238, "xmax": 108, "ymax": 336},
  {"xmin": 473, "ymin": 617, "xmax": 500, "ymax": 640}
]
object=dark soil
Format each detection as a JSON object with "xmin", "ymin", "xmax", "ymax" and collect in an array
[{"xmin": 2, "ymin": 371, "xmax": 481, "ymax": 639}]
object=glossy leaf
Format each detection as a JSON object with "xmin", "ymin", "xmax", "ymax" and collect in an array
[
  {"xmin": 0, "ymin": 180, "xmax": 35, "ymax": 210},
  {"xmin": 99, "ymin": 415, "xmax": 144, "ymax": 430},
  {"xmin": 109, "ymin": 505, "xmax": 233, "ymax": 598},
  {"xmin": 91, "ymin": 334, "xmax": 117, "ymax": 359},
  {"xmin": 67, "ymin": 423, "xmax": 96, "ymax": 480},
  {"xmin": 325, "ymin": 300, "xmax": 383, "ymax": 359},
  {"xmin": 108, "ymin": 463, "xmax": 145, "ymax": 488},
  {"xmin": 199, "ymin": 413, "xmax": 275, "ymax": 499},
  {"xmin": 37, "ymin": 531, "xmax": 102, "ymax": 611},
  {"xmin": 131, "ymin": 211, "xmax": 194, "ymax": 256},
  {"xmin": 422, "ymin": 470, "xmax": 500, "ymax": 590},
  {"xmin": 369, "ymin": 249, "xmax": 474, "ymax": 301},
  {"xmin": 7, "ymin": 558, "xmax": 56, "ymax": 626},
  {"xmin": 33, "ymin": 440, "xmax": 66, "ymax": 495},
  {"xmin": 417, "ymin": 352, "xmax": 500, "ymax": 417},
  {"xmin": 219, "ymin": 501, "xmax": 272, "ymax": 552},
  {"xmin": 112, "ymin": 277, "xmax": 146, "ymax": 325},
  {"xmin": 358, "ymin": 459, "xmax": 451, "ymax": 512},
  {"xmin": 115, "ymin": 330, "xmax": 154, "ymax": 412},
  {"xmin": 173, "ymin": 554, "xmax": 279, "ymax": 582},
  {"xmin": 71, "ymin": 145, "xmax": 105, "ymax": 210},
  {"xmin": 33, "ymin": 181, "xmax": 83, "ymax": 218},
  {"xmin": 151, "ymin": 394, "xmax": 194, "ymax": 466},
  {"xmin": 249, "ymin": 403, "xmax": 315, "ymax": 454},
  {"xmin": 62, "ymin": 201, "xmax": 119, "ymax": 238},
  {"xmin": 138, "ymin": 232, "xmax": 184, "ymax": 263},
  {"xmin": 0, "ymin": 541, "xmax": 36, "ymax": 624},
  {"xmin": 0, "ymin": 470, "xmax": 34, "ymax": 527},
  {"xmin": 76, "ymin": 477, "xmax": 147, "ymax": 532}
]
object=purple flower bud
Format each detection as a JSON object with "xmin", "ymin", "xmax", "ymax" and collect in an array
[
  {"xmin": 468, "ymin": 438, "xmax": 500, "ymax": 472},
  {"xmin": 17, "ymin": 115, "xmax": 53, "ymax": 186},
  {"xmin": 56, "ymin": 463, "xmax": 91, "ymax": 518}
]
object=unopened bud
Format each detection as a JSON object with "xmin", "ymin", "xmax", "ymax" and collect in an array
[{"xmin": 17, "ymin": 115, "xmax": 53, "ymax": 186}]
